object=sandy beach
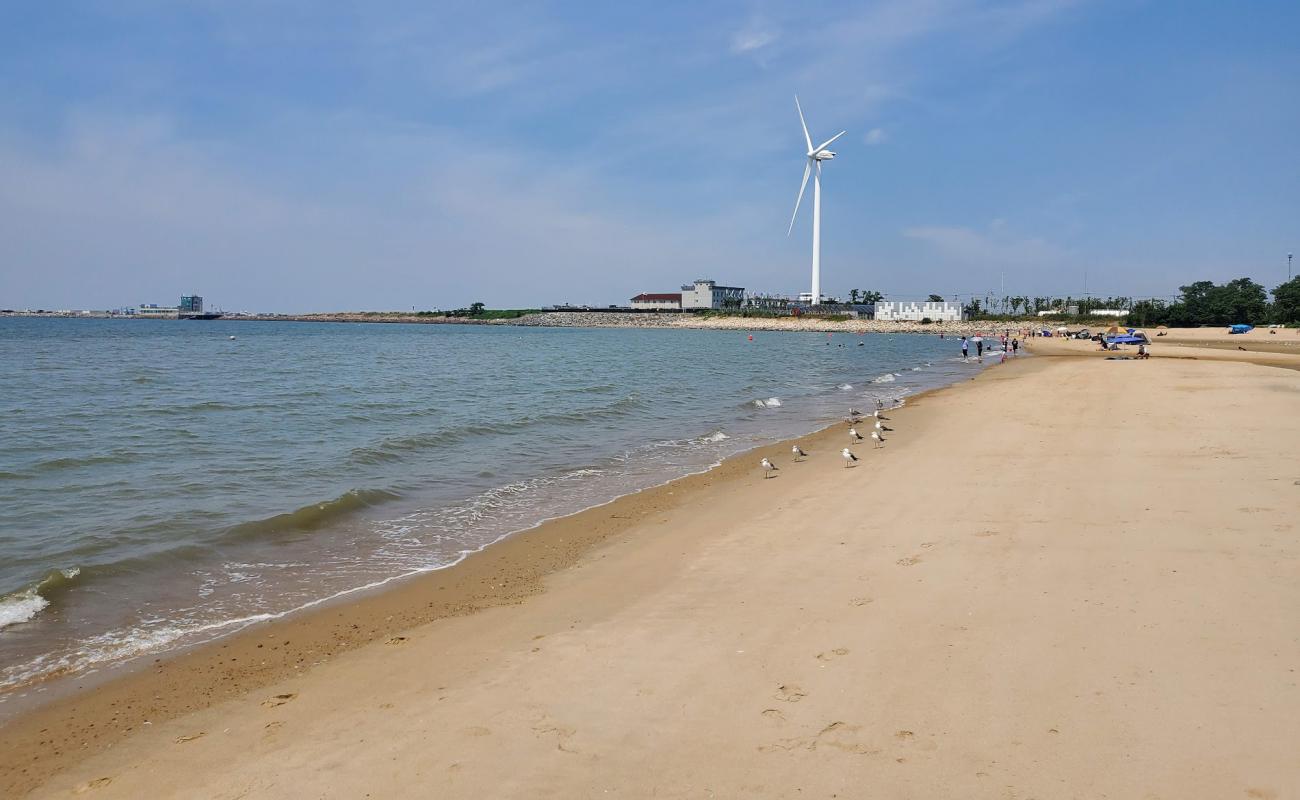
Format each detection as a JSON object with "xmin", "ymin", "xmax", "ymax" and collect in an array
[{"xmin": 3, "ymin": 344, "xmax": 1299, "ymax": 799}]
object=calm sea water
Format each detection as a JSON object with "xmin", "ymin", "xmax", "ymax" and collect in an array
[{"xmin": 0, "ymin": 317, "xmax": 983, "ymax": 704}]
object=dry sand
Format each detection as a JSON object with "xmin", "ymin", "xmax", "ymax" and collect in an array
[{"xmin": 4, "ymin": 348, "xmax": 1299, "ymax": 798}]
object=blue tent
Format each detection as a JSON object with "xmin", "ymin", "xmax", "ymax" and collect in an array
[
  {"xmin": 1229, "ymin": 324, "xmax": 1253, "ymax": 334},
  {"xmin": 1108, "ymin": 334, "xmax": 1147, "ymax": 344}
]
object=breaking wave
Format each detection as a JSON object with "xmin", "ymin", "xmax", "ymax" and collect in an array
[{"xmin": 0, "ymin": 568, "xmax": 82, "ymax": 631}]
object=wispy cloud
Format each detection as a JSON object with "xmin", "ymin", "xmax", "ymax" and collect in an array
[
  {"xmin": 730, "ymin": 19, "xmax": 778, "ymax": 54},
  {"xmin": 864, "ymin": 127, "xmax": 888, "ymax": 145}
]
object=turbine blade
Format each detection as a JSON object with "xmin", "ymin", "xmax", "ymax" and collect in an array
[
  {"xmin": 788, "ymin": 160, "xmax": 812, "ymax": 236},
  {"xmin": 794, "ymin": 96, "xmax": 813, "ymax": 153},
  {"xmin": 813, "ymin": 130, "xmax": 846, "ymax": 153}
]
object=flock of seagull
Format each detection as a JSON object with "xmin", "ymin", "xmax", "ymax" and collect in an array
[{"xmin": 760, "ymin": 399, "xmax": 894, "ymax": 479}]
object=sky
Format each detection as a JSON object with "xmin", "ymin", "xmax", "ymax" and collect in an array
[{"xmin": 0, "ymin": 0, "xmax": 1297, "ymax": 312}]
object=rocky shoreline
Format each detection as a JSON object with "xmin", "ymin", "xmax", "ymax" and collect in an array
[{"xmin": 232, "ymin": 311, "xmax": 1028, "ymax": 336}]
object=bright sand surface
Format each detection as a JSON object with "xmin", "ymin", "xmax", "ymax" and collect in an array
[{"xmin": 4, "ymin": 347, "xmax": 1299, "ymax": 798}]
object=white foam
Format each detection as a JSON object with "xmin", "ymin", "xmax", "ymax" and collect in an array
[
  {"xmin": 699, "ymin": 431, "xmax": 730, "ymax": 443},
  {"xmin": 838, "ymin": 383, "xmax": 853, "ymax": 390},
  {"xmin": 871, "ymin": 374, "xmax": 896, "ymax": 384},
  {"xmin": 0, "ymin": 590, "xmax": 48, "ymax": 630}
]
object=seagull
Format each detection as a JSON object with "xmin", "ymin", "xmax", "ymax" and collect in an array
[
  {"xmin": 875, "ymin": 420, "xmax": 892, "ymax": 433},
  {"xmin": 791, "ymin": 444, "xmax": 807, "ymax": 461},
  {"xmin": 849, "ymin": 427, "xmax": 863, "ymax": 441},
  {"xmin": 761, "ymin": 457, "xmax": 779, "ymax": 478},
  {"xmin": 848, "ymin": 407, "xmax": 862, "ymax": 420},
  {"xmin": 841, "ymin": 447, "xmax": 859, "ymax": 467},
  {"xmin": 872, "ymin": 431, "xmax": 884, "ymax": 448},
  {"xmin": 873, "ymin": 409, "xmax": 888, "ymax": 420},
  {"xmin": 875, "ymin": 398, "xmax": 884, "ymax": 410}
]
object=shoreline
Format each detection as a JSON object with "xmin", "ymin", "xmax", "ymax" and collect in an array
[
  {"xmin": 0, "ymin": 351, "xmax": 1004, "ymax": 796},
  {"xmin": 0, "ymin": 330, "xmax": 971, "ymax": 714},
  {"xmin": 10, "ymin": 346, "xmax": 1300, "ymax": 800}
]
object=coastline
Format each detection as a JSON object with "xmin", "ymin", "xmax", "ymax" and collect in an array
[
  {"xmin": 6, "ymin": 345, "xmax": 1300, "ymax": 798},
  {"xmin": 0, "ymin": 351, "xmax": 997, "ymax": 795}
]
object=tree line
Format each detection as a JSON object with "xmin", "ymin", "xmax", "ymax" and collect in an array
[{"xmin": 1127, "ymin": 277, "xmax": 1299, "ymax": 326}]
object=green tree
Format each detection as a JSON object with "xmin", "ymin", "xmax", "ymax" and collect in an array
[
  {"xmin": 849, "ymin": 289, "xmax": 860, "ymax": 304},
  {"xmin": 469, "ymin": 301, "xmax": 486, "ymax": 316},
  {"xmin": 927, "ymin": 294, "xmax": 946, "ymax": 303},
  {"xmin": 860, "ymin": 290, "xmax": 884, "ymax": 304},
  {"xmin": 1271, "ymin": 276, "xmax": 1300, "ymax": 324}
]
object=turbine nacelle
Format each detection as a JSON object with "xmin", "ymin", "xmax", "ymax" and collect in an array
[{"xmin": 814, "ymin": 149, "xmax": 836, "ymax": 161}]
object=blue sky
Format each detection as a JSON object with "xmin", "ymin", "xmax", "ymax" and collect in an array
[{"xmin": 1, "ymin": 1, "xmax": 1297, "ymax": 311}]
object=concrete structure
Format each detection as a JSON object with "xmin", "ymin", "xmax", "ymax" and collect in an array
[
  {"xmin": 179, "ymin": 295, "xmax": 204, "ymax": 314},
  {"xmin": 797, "ymin": 292, "xmax": 833, "ymax": 304},
  {"xmin": 629, "ymin": 293, "xmax": 682, "ymax": 310},
  {"xmin": 1088, "ymin": 308, "xmax": 1128, "ymax": 317},
  {"xmin": 680, "ymin": 279, "xmax": 745, "ymax": 310},
  {"xmin": 136, "ymin": 304, "xmax": 178, "ymax": 319},
  {"xmin": 873, "ymin": 300, "xmax": 964, "ymax": 322}
]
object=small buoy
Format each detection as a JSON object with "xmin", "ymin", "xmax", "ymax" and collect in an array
[
  {"xmin": 747, "ymin": 334, "xmax": 753, "ymax": 341},
  {"xmin": 229, "ymin": 335, "xmax": 236, "ymax": 340}
]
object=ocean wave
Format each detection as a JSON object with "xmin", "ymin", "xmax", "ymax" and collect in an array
[
  {"xmin": 698, "ymin": 431, "xmax": 730, "ymax": 444},
  {"xmin": 348, "ymin": 395, "xmax": 646, "ymax": 465},
  {"xmin": 871, "ymin": 374, "xmax": 896, "ymax": 383},
  {"xmin": 219, "ymin": 488, "xmax": 402, "ymax": 544},
  {"xmin": 838, "ymin": 383, "xmax": 853, "ymax": 390},
  {"xmin": 751, "ymin": 397, "xmax": 783, "ymax": 408},
  {"xmin": 30, "ymin": 451, "xmax": 140, "ymax": 473},
  {"xmin": 0, "ymin": 568, "xmax": 82, "ymax": 631}
]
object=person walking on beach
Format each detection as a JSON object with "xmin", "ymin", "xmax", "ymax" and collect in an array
[
  {"xmin": 1012, "ymin": 337, "xmax": 1020, "ymax": 356},
  {"xmin": 960, "ymin": 336, "xmax": 969, "ymax": 361},
  {"xmin": 972, "ymin": 334, "xmax": 984, "ymax": 360}
]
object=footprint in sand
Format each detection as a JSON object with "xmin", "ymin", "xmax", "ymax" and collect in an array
[
  {"xmin": 816, "ymin": 648, "xmax": 850, "ymax": 661},
  {"xmin": 261, "ymin": 693, "xmax": 297, "ymax": 708},
  {"xmin": 973, "ymin": 530, "xmax": 999, "ymax": 538},
  {"xmin": 850, "ymin": 597, "xmax": 873, "ymax": 606},
  {"xmin": 174, "ymin": 732, "xmax": 205, "ymax": 744},
  {"xmin": 761, "ymin": 708, "xmax": 788, "ymax": 724},
  {"xmin": 73, "ymin": 777, "xmax": 113, "ymax": 793},
  {"xmin": 385, "ymin": 636, "xmax": 408, "ymax": 645},
  {"xmin": 896, "ymin": 556, "xmax": 922, "ymax": 567},
  {"xmin": 774, "ymin": 684, "xmax": 807, "ymax": 703}
]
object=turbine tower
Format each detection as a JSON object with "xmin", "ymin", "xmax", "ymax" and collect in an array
[{"xmin": 787, "ymin": 96, "xmax": 845, "ymax": 306}]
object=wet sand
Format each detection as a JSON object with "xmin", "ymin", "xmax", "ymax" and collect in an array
[{"xmin": 4, "ymin": 348, "xmax": 1299, "ymax": 798}]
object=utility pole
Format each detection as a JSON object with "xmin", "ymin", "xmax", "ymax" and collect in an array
[{"xmin": 1289, "ymin": 252, "xmax": 1293, "ymax": 281}]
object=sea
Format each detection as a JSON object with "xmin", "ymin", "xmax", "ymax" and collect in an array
[{"xmin": 0, "ymin": 317, "xmax": 987, "ymax": 711}]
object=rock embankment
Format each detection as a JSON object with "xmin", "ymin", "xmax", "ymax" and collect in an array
[
  {"xmin": 233, "ymin": 311, "xmax": 1036, "ymax": 336},
  {"xmin": 515, "ymin": 312, "xmax": 1028, "ymax": 335}
]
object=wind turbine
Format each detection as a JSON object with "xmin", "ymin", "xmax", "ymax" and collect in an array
[{"xmin": 787, "ymin": 96, "xmax": 845, "ymax": 307}]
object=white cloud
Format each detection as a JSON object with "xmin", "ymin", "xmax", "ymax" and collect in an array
[
  {"xmin": 730, "ymin": 22, "xmax": 778, "ymax": 54},
  {"xmin": 864, "ymin": 127, "xmax": 888, "ymax": 145}
]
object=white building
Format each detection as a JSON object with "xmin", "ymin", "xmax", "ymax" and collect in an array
[
  {"xmin": 680, "ymin": 279, "xmax": 745, "ymax": 310},
  {"xmin": 629, "ymin": 292, "xmax": 682, "ymax": 310},
  {"xmin": 136, "ymin": 304, "xmax": 178, "ymax": 319},
  {"xmin": 796, "ymin": 292, "xmax": 833, "ymax": 304},
  {"xmin": 1088, "ymin": 308, "xmax": 1128, "ymax": 317},
  {"xmin": 873, "ymin": 300, "xmax": 964, "ymax": 322}
]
